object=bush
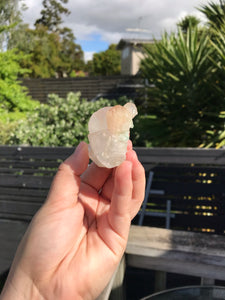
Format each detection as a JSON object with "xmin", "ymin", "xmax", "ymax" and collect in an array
[
  {"xmin": 0, "ymin": 121, "xmax": 18, "ymax": 144},
  {"xmin": 141, "ymin": 27, "xmax": 221, "ymax": 147},
  {"xmin": 8, "ymin": 92, "xmax": 113, "ymax": 146},
  {"xmin": 131, "ymin": 115, "xmax": 158, "ymax": 147},
  {"xmin": 0, "ymin": 49, "xmax": 38, "ymax": 116}
]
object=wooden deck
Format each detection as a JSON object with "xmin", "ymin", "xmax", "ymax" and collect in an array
[
  {"xmin": 104, "ymin": 225, "xmax": 225, "ymax": 299},
  {"xmin": 127, "ymin": 226, "xmax": 225, "ymax": 280}
]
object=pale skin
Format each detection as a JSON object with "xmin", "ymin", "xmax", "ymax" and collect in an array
[{"xmin": 0, "ymin": 141, "xmax": 145, "ymax": 300}]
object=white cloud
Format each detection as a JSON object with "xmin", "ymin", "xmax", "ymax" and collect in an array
[
  {"xmin": 84, "ymin": 51, "xmax": 95, "ymax": 62},
  {"xmin": 21, "ymin": 0, "xmax": 42, "ymax": 26},
  {"xmin": 21, "ymin": 0, "xmax": 220, "ymax": 52}
]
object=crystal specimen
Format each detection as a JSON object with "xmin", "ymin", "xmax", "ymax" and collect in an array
[{"xmin": 88, "ymin": 102, "xmax": 137, "ymax": 168}]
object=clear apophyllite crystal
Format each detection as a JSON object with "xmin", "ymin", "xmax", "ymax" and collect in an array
[{"xmin": 88, "ymin": 102, "xmax": 138, "ymax": 168}]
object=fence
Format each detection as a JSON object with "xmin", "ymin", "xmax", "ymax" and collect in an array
[
  {"xmin": 133, "ymin": 147, "xmax": 225, "ymax": 234},
  {"xmin": 1, "ymin": 146, "xmax": 225, "ymax": 234},
  {"xmin": 21, "ymin": 75, "xmax": 144, "ymax": 103}
]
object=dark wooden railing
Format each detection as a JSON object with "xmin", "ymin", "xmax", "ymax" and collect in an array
[
  {"xmin": 1, "ymin": 146, "xmax": 225, "ymax": 298},
  {"xmin": 1, "ymin": 146, "xmax": 225, "ymax": 231}
]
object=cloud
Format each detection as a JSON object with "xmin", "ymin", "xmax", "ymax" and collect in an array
[
  {"xmin": 21, "ymin": 0, "xmax": 42, "ymax": 26},
  {"xmin": 84, "ymin": 51, "xmax": 95, "ymax": 62},
  {"xmin": 22, "ymin": 0, "xmax": 219, "ymax": 55}
]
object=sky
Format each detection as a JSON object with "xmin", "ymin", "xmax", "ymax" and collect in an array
[{"xmin": 21, "ymin": 0, "xmax": 217, "ymax": 61}]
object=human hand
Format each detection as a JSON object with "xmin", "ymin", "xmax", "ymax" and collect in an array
[{"xmin": 0, "ymin": 141, "xmax": 145, "ymax": 300}]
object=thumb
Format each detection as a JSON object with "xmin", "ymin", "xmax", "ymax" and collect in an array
[{"xmin": 46, "ymin": 142, "xmax": 89, "ymax": 206}]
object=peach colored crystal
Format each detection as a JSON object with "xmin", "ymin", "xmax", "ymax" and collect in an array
[{"xmin": 88, "ymin": 103, "xmax": 137, "ymax": 168}]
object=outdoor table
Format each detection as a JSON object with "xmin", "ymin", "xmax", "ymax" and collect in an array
[{"xmin": 141, "ymin": 286, "xmax": 225, "ymax": 300}]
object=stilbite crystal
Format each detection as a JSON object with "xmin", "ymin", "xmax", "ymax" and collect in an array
[{"xmin": 88, "ymin": 102, "xmax": 137, "ymax": 168}]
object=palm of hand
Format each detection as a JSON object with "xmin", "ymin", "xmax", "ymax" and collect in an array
[{"xmin": 12, "ymin": 142, "xmax": 145, "ymax": 300}]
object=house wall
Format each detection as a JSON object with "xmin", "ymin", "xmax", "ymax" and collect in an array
[
  {"xmin": 131, "ymin": 47, "xmax": 146, "ymax": 75},
  {"xmin": 121, "ymin": 45, "xmax": 146, "ymax": 75},
  {"xmin": 121, "ymin": 46, "xmax": 132, "ymax": 75}
]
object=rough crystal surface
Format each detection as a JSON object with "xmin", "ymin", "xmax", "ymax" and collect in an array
[{"xmin": 88, "ymin": 102, "xmax": 137, "ymax": 168}]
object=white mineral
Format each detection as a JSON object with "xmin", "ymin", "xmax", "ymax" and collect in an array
[{"xmin": 88, "ymin": 102, "xmax": 138, "ymax": 168}]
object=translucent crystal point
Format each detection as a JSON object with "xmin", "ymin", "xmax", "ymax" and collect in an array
[{"xmin": 88, "ymin": 102, "xmax": 138, "ymax": 168}]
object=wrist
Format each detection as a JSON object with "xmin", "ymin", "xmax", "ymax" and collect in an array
[{"xmin": 0, "ymin": 268, "xmax": 43, "ymax": 300}]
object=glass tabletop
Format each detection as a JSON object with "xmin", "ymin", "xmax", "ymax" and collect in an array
[{"xmin": 141, "ymin": 286, "xmax": 225, "ymax": 300}]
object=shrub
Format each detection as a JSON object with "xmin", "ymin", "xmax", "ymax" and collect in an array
[
  {"xmin": 8, "ymin": 92, "xmax": 113, "ymax": 146},
  {"xmin": 0, "ymin": 121, "xmax": 18, "ymax": 144},
  {"xmin": 141, "ymin": 27, "xmax": 219, "ymax": 147},
  {"xmin": 0, "ymin": 49, "xmax": 38, "ymax": 116}
]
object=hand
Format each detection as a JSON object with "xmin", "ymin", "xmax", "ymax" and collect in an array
[{"xmin": 1, "ymin": 141, "xmax": 145, "ymax": 300}]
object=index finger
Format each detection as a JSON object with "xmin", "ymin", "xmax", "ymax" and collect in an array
[{"xmin": 81, "ymin": 163, "xmax": 112, "ymax": 192}]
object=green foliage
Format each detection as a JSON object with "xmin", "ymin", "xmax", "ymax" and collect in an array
[
  {"xmin": 3, "ymin": 0, "xmax": 84, "ymax": 78},
  {"xmin": 0, "ymin": 120, "xmax": 18, "ymax": 144},
  {"xmin": 200, "ymin": 112, "xmax": 225, "ymax": 148},
  {"xmin": 0, "ymin": 49, "xmax": 39, "ymax": 119},
  {"xmin": 8, "ymin": 92, "xmax": 113, "ymax": 146},
  {"xmin": 199, "ymin": 0, "xmax": 225, "ymax": 30},
  {"xmin": 199, "ymin": 22, "xmax": 225, "ymax": 148},
  {"xmin": 12, "ymin": 23, "xmax": 84, "ymax": 78},
  {"xmin": 58, "ymin": 27, "xmax": 85, "ymax": 75},
  {"xmin": 18, "ymin": 24, "xmax": 64, "ymax": 78},
  {"xmin": 131, "ymin": 115, "xmax": 157, "ymax": 147},
  {"xmin": 35, "ymin": 0, "xmax": 70, "ymax": 32},
  {"xmin": 209, "ymin": 23, "xmax": 225, "ymax": 94},
  {"xmin": 135, "ymin": 1, "xmax": 225, "ymax": 148},
  {"xmin": 92, "ymin": 44, "xmax": 121, "ymax": 76},
  {"xmin": 32, "ymin": 0, "xmax": 84, "ymax": 77},
  {"xmin": 177, "ymin": 15, "xmax": 201, "ymax": 33},
  {"xmin": 0, "ymin": 0, "xmax": 24, "ymax": 50},
  {"xmin": 141, "ymin": 27, "xmax": 221, "ymax": 147}
]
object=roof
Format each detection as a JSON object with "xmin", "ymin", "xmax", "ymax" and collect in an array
[{"xmin": 117, "ymin": 38, "xmax": 155, "ymax": 50}]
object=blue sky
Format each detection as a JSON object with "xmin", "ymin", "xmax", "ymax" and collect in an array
[
  {"xmin": 77, "ymin": 34, "xmax": 109, "ymax": 53},
  {"xmin": 76, "ymin": 34, "xmax": 109, "ymax": 61},
  {"xmin": 22, "ymin": 0, "xmax": 213, "ymax": 61}
]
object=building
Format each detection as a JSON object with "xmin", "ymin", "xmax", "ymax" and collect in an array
[{"xmin": 117, "ymin": 38, "xmax": 154, "ymax": 76}]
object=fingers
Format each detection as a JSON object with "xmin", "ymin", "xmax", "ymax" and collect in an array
[
  {"xmin": 127, "ymin": 139, "xmax": 132, "ymax": 151},
  {"xmin": 46, "ymin": 142, "xmax": 89, "ymax": 206},
  {"xmin": 101, "ymin": 146, "xmax": 145, "ymax": 211},
  {"xmin": 126, "ymin": 149, "xmax": 146, "ymax": 219},
  {"xmin": 81, "ymin": 140, "xmax": 132, "ymax": 192},
  {"xmin": 107, "ymin": 148, "xmax": 145, "ymax": 238},
  {"xmin": 108, "ymin": 161, "xmax": 133, "ymax": 238},
  {"xmin": 81, "ymin": 163, "xmax": 112, "ymax": 192}
]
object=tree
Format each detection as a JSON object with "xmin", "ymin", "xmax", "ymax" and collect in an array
[
  {"xmin": 21, "ymin": 24, "xmax": 64, "ymax": 78},
  {"xmin": 18, "ymin": 24, "xmax": 85, "ymax": 78},
  {"xmin": 198, "ymin": 0, "xmax": 225, "ymax": 30},
  {"xmin": 35, "ymin": 0, "xmax": 70, "ymax": 33},
  {"xmin": 57, "ymin": 27, "xmax": 85, "ymax": 76},
  {"xmin": 92, "ymin": 44, "xmax": 121, "ymax": 76},
  {"xmin": 0, "ymin": 0, "xmax": 25, "ymax": 50},
  {"xmin": 141, "ymin": 27, "xmax": 219, "ymax": 147},
  {"xmin": 8, "ymin": 0, "xmax": 85, "ymax": 78},
  {"xmin": 13, "ymin": 0, "xmax": 85, "ymax": 78},
  {"xmin": 177, "ymin": 15, "xmax": 201, "ymax": 33},
  {"xmin": 0, "ymin": 48, "xmax": 38, "ymax": 122}
]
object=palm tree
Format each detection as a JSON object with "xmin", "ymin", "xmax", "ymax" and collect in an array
[
  {"xmin": 198, "ymin": 0, "xmax": 225, "ymax": 30},
  {"xmin": 177, "ymin": 15, "xmax": 201, "ymax": 33},
  {"xmin": 141, "ymin": 27, "xmax": 216, "ymax": 147}
]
